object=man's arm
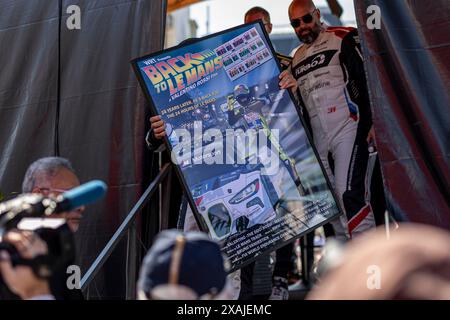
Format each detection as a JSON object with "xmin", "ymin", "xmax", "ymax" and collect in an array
[
  {"xmin": 278, "ymin": 63, "xmax": 313, "ymax": 137},
  {"xmin": 340, "ymin": 29, "xmax": 373, "ymax": 136},
  {"xmin": 146, "ymin": 116, "xmax": 166, "ymax": 151}
]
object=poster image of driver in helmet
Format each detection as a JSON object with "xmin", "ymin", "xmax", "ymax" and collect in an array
[{"xmin": 227, "ymin": 84, "xmax": 306, "ymax": 196}]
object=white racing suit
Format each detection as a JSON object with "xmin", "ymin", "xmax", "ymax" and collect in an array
[{"xmin": 290, "ymin": 25, "xmax": 376, "ymax": 239}]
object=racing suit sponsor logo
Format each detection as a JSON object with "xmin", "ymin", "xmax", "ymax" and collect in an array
[
  {"xmin": 304, "ymin": 80, "xmax": 331, "ymax": 95},
  {"xmin": 292, "ymin": 50, "xmax": 337, "ymax": 78},
  {"xmin": 327, "ymin": 106, "xmax": 336, "ymax": 113},
  {"xmin": 314, "ymin": 71, "xmax": 331, "ymax": 78}
]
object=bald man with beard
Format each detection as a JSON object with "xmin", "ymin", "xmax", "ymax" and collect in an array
[{"xmin": 280, "ymin": 0, "xmax": 377, "ymax": 240}]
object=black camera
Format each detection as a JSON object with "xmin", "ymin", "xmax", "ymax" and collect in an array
[
  {"xmin": 0, "ymin": 218, "xmax": 77, "ymax": 300},
  {"xmin": 0, "ymin": 219, "xmax": 76, "ymax": 279},
  {"xmin": 0, "ymin": 193, "xmax": 77, "ymax": 299}
]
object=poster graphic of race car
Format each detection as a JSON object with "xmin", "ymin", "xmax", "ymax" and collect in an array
[{"xmin": 192, "ymin": 167, "xmax": 279, "ymax": 241}]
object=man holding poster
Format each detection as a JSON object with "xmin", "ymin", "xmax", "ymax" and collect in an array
[
  {"xmin": 279, "ymin": 0, "xmax": 377, "ymax": 240},
  {"xmin": 133, "ymin": 18, "xmax": 342, "ymax": 295}
]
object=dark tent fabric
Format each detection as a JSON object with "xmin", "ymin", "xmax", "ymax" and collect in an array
[
  {"xmin": 0, "ymin": 1, "xmax": 58, "ymax": 193},
  {"xmin": 0, "ymin": 0, "xmax": 166, "ymax": 298},
  {"xmin": 354, "ymin": 0, "xmax": 450, "ymax": 229}
]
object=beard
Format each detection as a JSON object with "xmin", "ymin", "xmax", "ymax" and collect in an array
[{"xmin": 296, "ymin": 24, "xmax": 322, "ymax": 44}]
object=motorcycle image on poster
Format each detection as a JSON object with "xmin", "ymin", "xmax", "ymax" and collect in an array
[{"xmin": 132, "ymin": 21, "xmax": 342, "ymax": 271}]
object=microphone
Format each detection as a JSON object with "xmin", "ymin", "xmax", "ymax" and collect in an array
[
  {"xmin": 0, "ymin": 180, "xmax": 107, "ymax": 232},
  {"xmin": 54, "ymin": 180, "xmax": 107, "ymax": 213}
]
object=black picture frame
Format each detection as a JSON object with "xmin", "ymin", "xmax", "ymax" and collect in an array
[{"xmin": 131, "ymin": 20, "xmax": 343, "ymax": 272}]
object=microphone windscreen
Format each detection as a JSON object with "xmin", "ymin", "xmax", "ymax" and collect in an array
[{"xmin": 62, "ymin": 180, "xmax": 107, "ymax": 210}]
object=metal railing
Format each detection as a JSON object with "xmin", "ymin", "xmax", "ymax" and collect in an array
[{"xmin": 80, "ymin": 157, "xmax": 172, "ymax": 299}]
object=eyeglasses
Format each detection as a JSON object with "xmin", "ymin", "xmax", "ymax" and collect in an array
[
  {"xmin": 290, "ymin": 9, "xmax": 317, "ymax": 28},
  {"xmin": 36, "ymin": 187, "xmax": 70, "ymax": 196}
]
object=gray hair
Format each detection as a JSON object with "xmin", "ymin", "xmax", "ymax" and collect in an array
[{"xmin": 22, "ymin": 157, "xmax": 75, "ymax": 193}]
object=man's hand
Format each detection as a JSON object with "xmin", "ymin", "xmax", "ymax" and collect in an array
[
  {"xmin": 279, "ymin": 70, "xmax": 298, "ymax": 94},
  {"xmin": 150, "ymin": 115, "xmax": 166, "ymax": 140},
  {"xmin": 0, "ymin": 230, "xmax": 51, "ymax": 300}
]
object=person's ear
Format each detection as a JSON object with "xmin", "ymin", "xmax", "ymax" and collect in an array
[
  {"xmin": 267, "ymin": 23, "xmax": 273, "ymax": 34},
  {"xmin": 316, "ymin": 8, "xmax": 321, "ymax": 21}
]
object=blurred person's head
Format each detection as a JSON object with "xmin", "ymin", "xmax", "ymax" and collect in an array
[
  {"xmin": 22, "ymin": 157, "xmax": 84, "ymax": 232},
  {"xmin": 307, "ymin": 224, "xmax": 450, "ymax": 300},
  {"xmin": 178, "ymin": 37, "xmax": 199, "ymax": 47},
  {"xmin": 289, "ymin": 0, "xmax": 322, "ymax": 44},
  {"xmin": 233, "ymin": 84, "xmax": 251, "ymax": 107},
  {"xmin": 245, "ymin": 6, "xmax": 272, "ymax": 34},
  {"xmin": 137, "ymin": 230, "xmax": 230, "ymax": 300}
]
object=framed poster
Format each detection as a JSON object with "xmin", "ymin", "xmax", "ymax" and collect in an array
[{"xmin": 132, "ymin": 21, "xmax": 342, "ymax": 271}]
